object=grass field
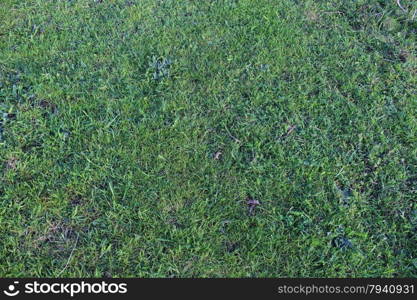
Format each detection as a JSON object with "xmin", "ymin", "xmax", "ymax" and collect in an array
[{"xmin": 0, "ymin": 0, "xmax": 416, "ymax": 277}]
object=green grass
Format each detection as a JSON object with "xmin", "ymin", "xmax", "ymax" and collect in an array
[{"xmin": 0, "ymin": 0, "xmax": 416, "ymax": 277}]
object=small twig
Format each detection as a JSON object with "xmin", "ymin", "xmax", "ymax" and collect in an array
[
  {"xmin": 322, "ymin": 11, "xmax": 344, "ymax": 15},
  {"xmin": 396, "ymin": 0, "xmax": 407, "ymax": 13},
  {"xmin": 224, "ymin": 126, "xmax": 241, "ymax": 144},
  {"xmin": 280, "ymin": 125, "xmax": 297, "ymax": 140},
  {"xmin": 57, "ymin": 234, "xmax": 79, "ymax": 277}
]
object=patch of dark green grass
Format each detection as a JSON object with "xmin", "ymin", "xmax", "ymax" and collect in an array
[{"xmin": 0, "ymin": 0, "xmax": 416, "ymax": 277}]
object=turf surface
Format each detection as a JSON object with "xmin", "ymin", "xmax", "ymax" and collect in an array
[{"xmin": 0, "ymin": 0, "xmax": 416, "ymax": 277}]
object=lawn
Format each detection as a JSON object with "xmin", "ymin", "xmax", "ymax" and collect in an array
[{"xmin": 0, "ymin": 0, "xmax": 416, "ymax": 277}]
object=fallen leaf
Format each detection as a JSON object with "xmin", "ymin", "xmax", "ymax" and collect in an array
[
  {"xmin": 5, "ymin": 157, "xmax": 18, "ymax": 170},
  {"xmin": 247, "ymin": 197, "xmax": 260, "ymax": 215},
  {"xmin": 213, "ymin": 151, "xmax": 222, "ymax": 160}
]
